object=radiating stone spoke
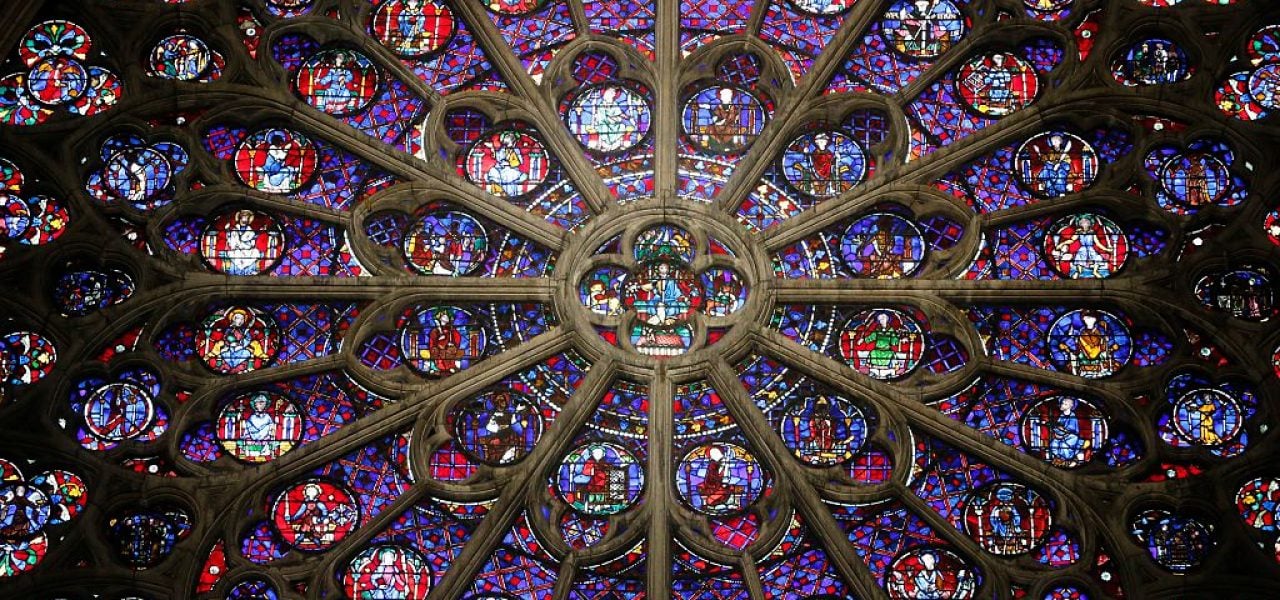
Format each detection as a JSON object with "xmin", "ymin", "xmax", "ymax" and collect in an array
[
  {"xmin": 706, "ymin": 357, "xmax": 886, "ymax": 600},
  {"xmin": 429, "ymin": 356, "xmax": 618, "ymax": 600}
]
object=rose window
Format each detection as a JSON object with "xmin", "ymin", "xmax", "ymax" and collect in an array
[{"xmin": 0, "ymin": 1, "xmax": 1279, "ymax": 599}]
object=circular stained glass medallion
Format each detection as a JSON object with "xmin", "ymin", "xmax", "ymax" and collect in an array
[
  {"xmin": 370, "ymin": 0, "xmax": 456, "ymax": 58},
  {"xmin": 1015, "ymin": 132, "xmax": 1099, "ymax": 198},
  {"xmin": 838, "ymin": 308, "xmax": 925, "ymax": 379},
  {"xmin": 957, "ymin": 52, "xmax": 1038, "ymax": 117},
  {"xmin": 961, "ymin": 482, "xmax": 1053, "ymax": 555},
  {"xmin": 398, "ymin": 305, "xmax": 488, "ymax": 376},
  {"xmin": 148, "ymin": 34, "xmax": 212, "ymax": 81},
  {"xmin": 233, "ymin": 128, "xmax": 319, "ymax": 195},
  {"xmin": 840, "ymin": 213, "xmax": 926, "ymax": 279},
  {"xmin": 555, "ymin": 442, "xmax": 644, "ymax": 516},
  {"xmin": 271, "ymin": 480, "xmax": 358, "ymax": 551},
  {"xmin": 779, "ymin": 130, "xmax": 866, "ymax": 198},
  {"xmin": 675, "ymin": 442, "xmax": 765, "ymax": 516},
  {"xmin": 28, "ymin": 470, "xmax": 87, "ymax": 525},
  {"xmin": 195, "ymin": 305, "xmax": 280, "ymax": 375},
  {"xmin": 564, "ymin": 84, "xmax": 652, "ymax": 154},
  {"xmin": 216, "ymin": 391, "xmax": 304, "ymax": 463},
  {"xmin": 464, "ymin": 129, "xmax": 550, "ymax": 198},
  {"xmin": 83, "ymin": 381, "xmax": 155, "ymax": 442},
  {"xmin": 1046, "ymin": 310, "xmax": 1131, "ymax": 379},
  {"xmin": 886, "ymin": 547, "xmax": 978, "ymax": 599},
  {"xmin": 103, "ymin": 147, "xmax": 170, "ymax": 206},
  {"xmin": 1236, "ymin": 477, "xmax": 1280, "ymax": 532},
  {"xmin": 1043, "ymin": 213, "xmax": 1128, "ymax": 279},
  {"xmin": 881, "ymin": 0, "xmax": 967, "ymax": 59},
  {"xmin": 779, "ymin": 395, "xmax": 870, "ymax": 467},
  {"xmin": 199, "ymin": 209, "xmax": 287, "ymax": 276},
  {"xmin": 1019, "ymin": 396, "xmax": 1109, "ymax": 468},
  {"xmin": 0, "ymin": 484, "xmax": 50, "ymax": 539},
  {"xmin": 295, "ymin": 48, "xmax": 380, "ymax": 116},
  {"xmin": 401, "ymin": 210, "xmax": 489, "ymax": 276},
  {"xmin": 343, "ymin": 544, "xmax": 432, "ymax": 599},
  {"xmin": 26, "ymin": 57, "xmax": 87, "ymax": 106},
  {"xmin": 451, "ymin": 389, "xmax": 543, "ymax": 466},
  {"xmin": 1171, "ymin": 388, "xmax": 1243, "ymax": 448},
  {"xmin": 681, "ymin": 85, "xmax": 767, "ymax": 155}
]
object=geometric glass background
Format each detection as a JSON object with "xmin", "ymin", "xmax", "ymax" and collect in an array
[{"xmin": 0, "ymin": 0, "xmax": 1279, "ymax": 598}]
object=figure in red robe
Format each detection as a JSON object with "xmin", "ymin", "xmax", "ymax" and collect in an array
[
  {"xmin": 697, "ymin": 446, "xmax": 743, "ymax": 509},
  {"xmin": 574, "ymin": 446, "xmax": 614, "ymax": 512},
  {"xmin": 427, "ymin": 311, "xmax": 463, "ymax": 372},
  {"xmin": 806, "ymin": 132, "xmax": 837, "ymax": 196}
]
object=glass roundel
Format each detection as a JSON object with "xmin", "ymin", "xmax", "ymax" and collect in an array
[
  {"xmin": 2, "ymin": 2, "xmax": 1278, "ymax": 599},
  {"xmin": 233, "ymin": 128, "xmax": 318, "ymax": 194},
  {"xmin": 675, "ymin": 442, "xmax": 766, "ymax": 515},
  {"xmin": 199, "ymin": 208, "xmax": 287, "ymax": 275},
  {"xmin": 463, "ymin": 129, "xmax": 549, "ymax": 197},
  {"xmin": 215, "ymin": 391, "xmax": 304, "ymax": 463},
  {"xmin": 554, "ymin": 441, "xmax": 644, "ymax": 515},
  {"xmin": 881, "ymin": 0, "xmax": 967, "ymax": 59},
  {"xmin": 575, "ymin": 220, "xmax": 756, "ymax": 358},
  {"xmin": 401, "ymin": 210, "xmax": 488, "ymax": 276},
  {"xmin": 780, "ymin": 130, "xmax": 867, "ymax": 198},
  {"xmin": 564, "ymin": 83, "xmax": 652, "ymax": 154},
  {"xmin": 370, "ymin": 0, "xmax": 456, "ymax": 58},
  {"xmin": 779, "ymin": 394, "xmax": 870, "ymax": 466},
  {"xmin": 680, "ymin": 85, "xmax": 767, "ymax": 155},
  {"xmin": 294, "ymin": 49, "xmax": 380, "ymax": 117}
]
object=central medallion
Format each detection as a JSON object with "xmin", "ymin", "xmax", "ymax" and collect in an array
[
  {"xmin": 622, "ymin": 261, "xmax": 704, "ymax": 326},
  {"xmin": 564, "ymin": 205, "xmax": 764, "ymax": 362}
]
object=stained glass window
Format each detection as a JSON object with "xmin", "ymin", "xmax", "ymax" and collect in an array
[{"xmin": 1, "ymin": 1, "xmax": 1278, "ymax": 598}]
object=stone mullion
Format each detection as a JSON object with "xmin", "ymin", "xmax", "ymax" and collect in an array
[
  {"xmin": 319, "ymin": 139, "xmax": 569, "ymax": 253},
  {"xmin": 749, "ymin": 330, "xmax": 1134, "ymax": 597},
  {"xmin": 300, "ymin": 479, "xmax": 433, "ymax": 597},
  {"xmin": 711, "ymin": 0, "xmax": 893, "ymax": 213},
  {"xmin": 887, "ymin": 18, "xmax": 1066, "ymax": 106},
  {"xmin": 157, "ymin": 330, "xmax": 572, "ymax": 598},
  {"xmin": 755, "ymin": 88, "xmax": 1193, "ymax": 249},
  {"xmin": 738, "ymin": 554, "xmax": 767, "ymax": 600},
  {"xmin": 301, "ymin": 337, "xmax": 599, "ymax": 598},
  {"xmin": 979, "ymin": 361, "xmax": 1153, "ymax": 416},
  {"xmin": 756, "ymin": 183, "xmax": 976, "ymax": 253},
  {"xmin": 208, "ymin": 329, "xmax": 569, "ymax": 497},
  {"xmin": 770, "ymin": 277, "xmax": 1276, "ymax": 368},
  {"xmin": 970, "ymin": 363, "xmax": 1158, "ymax": 451},
  {"xmin": 928, "ymin": 284, "xmax": 1269, "ymax": 375},
  {"xmin": 889, "ymin": 484, "xmax": 1011, "ymax": 600},
  {"xmin": 269, "ymin": 14, "xmax": 448, "ymax": 111},
  {"xmin": 169, "ymin": 330, "xmax": 560, "ymax": 546},
  {"xmin": 653, "ymin": 0, "xmax": 681, "ymax": 197},
  {"xmin": 757, "ymin": 181, "xmax": 968, "ymax": 252},
  {"xmin": 706, "ymin": 358, "xmax": 887, "ymax": 600},
  {"xmin": 751, "ymin": 328, "xmax": 1115, "ymax": 519},
  {"xmin": 108, "ymin": 85, "xmax": 565, "ymax": 246},
  {"xmin": 77, "ymin": 277, "xmax": 554, "ymax": 371},
  {"xmin": 447, "ymin": 0, "xmax": 613, "ymax": 216},
  {"xmin": 130, "ymin": 275, "xmax": 556, "ymax": 303},
  {"xmin": 307, "ymin": 91, "xmax": 573, "ymax": 248},
  {"xmin": 562, "ymin": 0, "xmax": 591, "ymax": 35},
  {"xmin": 744, "ymin": 0, "xmax": 771, "ymax": 35},
  {"xmin": 428, "ymin": 356, "xmax": 619, "ymax": 600},
  {"xmin": 163, "ymin": 354, "xmax": 349, "ymax": 405},
  {"xmin": 645, "ymin": 366, "xmax": 675, "ymax": 600},
  {"xmin": 550, "ymin": 554, "xmax": 579, "ymax": 600},
  {"xmin": 771, "ymin": 278, "xmax": 1115, "ymax": 300},
  {"xmin": 976, "ymin": 188, "xmax": 1165, "ymax": 230}
]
